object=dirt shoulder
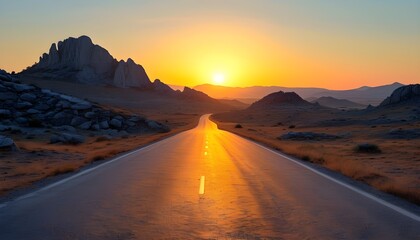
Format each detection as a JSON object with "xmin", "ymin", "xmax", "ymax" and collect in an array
[{"xmin": 211, "ymin": 115, "xmax": 420, "ymax": 205}]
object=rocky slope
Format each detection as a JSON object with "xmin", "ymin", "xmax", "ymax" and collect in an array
[
  {"xmin": 21, "ymin": 36, "xmax": 152, "ymax": 88},
  {"xmin": 379, "ymin": 84, "xmax": 420, "ymax": 106},
  {"xmin": 0, "ymin": 70, "xmax": 168, "ymax": 147}
]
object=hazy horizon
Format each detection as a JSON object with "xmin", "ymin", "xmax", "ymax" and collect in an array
[{"xmin": 1, "ymin": 0, "xmax": 419, "ymax": 89}]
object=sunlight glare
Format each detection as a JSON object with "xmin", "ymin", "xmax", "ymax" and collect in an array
[{"xmin": 212, "ymin": 73, "xmax": 225, "ymax": 85}]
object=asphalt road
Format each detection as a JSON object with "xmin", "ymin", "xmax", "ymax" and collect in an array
[{"xmin": 0, "ymin": 115, "xmax": 419, "ymax": 239}]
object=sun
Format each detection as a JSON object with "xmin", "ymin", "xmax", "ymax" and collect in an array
[{"xmin": 212, "ymin": 73, "xmax": 225, "ymax": 85}]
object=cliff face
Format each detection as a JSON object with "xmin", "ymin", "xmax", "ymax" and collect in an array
[{"xmin": 23, "ymin": 36, "xmax": 151, "ymax": 88}]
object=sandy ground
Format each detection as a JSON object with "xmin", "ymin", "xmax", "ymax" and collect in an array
[{"xmin": 212, "ymin": 107, "xmax": 420, "ymax": 205}]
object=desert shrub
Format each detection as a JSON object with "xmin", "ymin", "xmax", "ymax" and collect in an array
[
  {"xmin": 354, "ymin": 143, "xmax": 381, "ymax": 153},
  {"xmin": 91, "ymin": 155, "xmax": 105, "ymax": 161},
  {"xmin": 288, "ymin": 125, "xmax": 296, "ymax": 129},
  {"xmin": 235, "ymin": 124, "xmax": 243, "ymax": 128}
]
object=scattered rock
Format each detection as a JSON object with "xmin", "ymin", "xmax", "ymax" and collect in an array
[{"xmin": 279, "ymin": 132, "xmax": 340, "ymax": 141}]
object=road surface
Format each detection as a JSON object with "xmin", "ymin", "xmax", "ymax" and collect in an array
[{"xmin": 0, "ymin": 115, "xmax": 419, "ymax": 239}]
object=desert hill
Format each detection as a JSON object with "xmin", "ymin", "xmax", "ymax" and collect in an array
[
  {"xmin": 249, "ymin": 91, "xmax": 312, "ymax": 109},
  {"xmin": 311, "ymin": 96, "xmax": 366, "ymax": 109}
]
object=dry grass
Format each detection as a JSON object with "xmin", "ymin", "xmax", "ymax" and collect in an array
[{"xmin": 212, "ymin": 118, "xmax": 420, "ymax": 205}]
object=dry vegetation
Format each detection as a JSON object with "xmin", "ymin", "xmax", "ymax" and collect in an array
[{"xmin": 212, "ymin": 108, "xmax": 420, "ymax": 205}]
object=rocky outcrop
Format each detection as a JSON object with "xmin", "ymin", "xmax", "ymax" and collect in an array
[
  {"xmin": 0, "ymin": 135, "xmax": 19, "ymax": 151},
  {"xmin": 0, "ymin": 72, "xmax": 169, "ymax": 144},
  {"xmin": 113, "ymin": 59, "xmax": 151, "ymax": 88},
  {"xmin": 249, "ymin": 91, "xmax": 311, "ymax": 109},
  {"xmin": 22, "ymin": 36, "xmax": 152, "ymax": 88},
  {"xmin": 380, "ymin": 84, "xmax": 420, "ymax": 106}
]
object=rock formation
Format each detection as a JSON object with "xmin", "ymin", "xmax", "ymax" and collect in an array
[
  {"xmin": 22, "ymin": 36, "xmax": 152, "ymax": 88},
  {"xmin": 379, "ymin": 84, "xmax": 420, "ymax": 106}
]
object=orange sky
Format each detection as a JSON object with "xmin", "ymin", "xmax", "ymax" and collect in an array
[{"xmin": 0, "ymin": 1, "xmax": 419, "ymax": 89}]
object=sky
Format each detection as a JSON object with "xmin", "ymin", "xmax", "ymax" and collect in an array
[{"xmin": 0, "ymin": 0, "xmax": 419, "ymax": 89}]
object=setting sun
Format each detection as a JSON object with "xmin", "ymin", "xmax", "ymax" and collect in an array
[{"xmin": 212, "ymin": 73, "xmax": 225, "ymax": 85}]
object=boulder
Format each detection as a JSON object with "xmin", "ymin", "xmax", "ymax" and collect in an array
[
  {"xmin": 12, "ymin": 83, "xmax": 35, "ymax": 92},
  {"xmin": 0, "ymin": 92, "xmax": 18, "ymax": 101},
  {"xmin": 70, "ymin": 116, "xmax": 88, "ymax": 126},
  {"xmin": 51, "ymin": 111, "xmax": 73, "ymax": 126},
  {"xmin": 99, "ymin": 120, "xmax": 109, "ymax": 129},
  {"xmin": 50, "ymin": 132, "xmax": 85, "ymax": 145},
  {"xmin": 20, "ymin": 93, "xmax": 37, "ymax": 102},
  {"xmin": 0, "ymin": 109, "xmax": 12, "ymax": 117},
  {"xmin": 109, "ymin": 118, "xmax": 122, "ymax": 129},
  {"xmin": 71, "ymin": 103, "xmax": 92, "ymax": 110},
  {"xmin": 84, "ymin": 111, "xmax": 96, "ymax": 119},
  {"xmin": 79, "ymin": 121, "xmax": 92, "ymax": 130},
  {"xmin": 27, "ymin": 109, "xmax": 41, "ymax": 114},
  {"xmin": 56, "ymin": 100, "xmax": 71, "ymax": 109},
  {"xmin": 34, "ymin": 103, "xmax": 50, "ymax": 111},
  {"xmin": 91, "ymin": 123, "xmax": 100, "ymax": 131},
  {"xmin": 0, "ymin": 135, "xmax": 19, "ymax": 151},
  {"xmin": 15, "ymin": 117, "xmax": 28, "ymax": 125},
  {"xmin": 15, "ymin": 101, "xmax": 33, "ymax": 109}
]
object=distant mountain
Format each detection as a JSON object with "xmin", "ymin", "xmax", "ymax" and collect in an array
[
  {"xmin": 194, "ymin": 82, "xmax": 404, "ymax": 106},
  {"xmin": 379, "ymin": 84, "xmax": 420, "ymax": 106},
  {"xmin": 194, "ymin": 84, "xmax": 327, "ymax": 101},
  {"xmin": 310, "ymin": 82, "xmax": 405, "ymax": 106},
  {"xmin": 311, "ymin": 96, "xmax": 366, "ymax": 109},
  {"xmin": 249, "ymin": 91, "xmax": 312, "ymax": 109}
]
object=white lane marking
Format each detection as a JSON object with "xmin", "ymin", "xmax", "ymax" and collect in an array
[
  {"xmin": 239, "ymin": 136, "xmax": 420, "ymax": 222},
  {"xmin": 204, "ymin": 151, "xmax": 208, "ymax": 156},
  {"xmin": 205, "ymin": 145, "xmax": 208, "ymax": 149},
  {"xmin": 0, "ymin": 134, "xmax": 178, "ymax": 209},
  {"xmin": 199, "ymin": 176, "xmax": 205, "ymax": 194}
]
